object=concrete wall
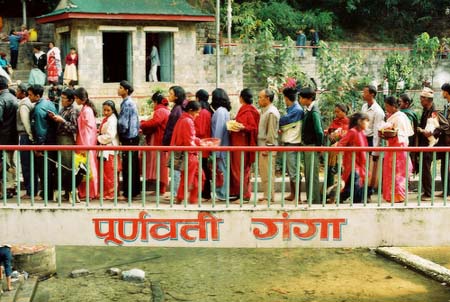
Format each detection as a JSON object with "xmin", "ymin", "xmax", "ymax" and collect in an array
[
  {"xmin": 46, "ymin": 19, "xmax": 242, "ymax": 109},
  {"xmin": 1, "ymin": 206, "xmax": 450, "ymax": 248}
]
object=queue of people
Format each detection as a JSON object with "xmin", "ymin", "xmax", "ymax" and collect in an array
[{"xmin": 0, "ymin": 73, "xmax": 450, "ymax": 204}]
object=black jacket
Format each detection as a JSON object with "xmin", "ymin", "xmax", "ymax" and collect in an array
[{"xmin": 0, "ymin": 89, "xmax": 18, "ymax": 145}]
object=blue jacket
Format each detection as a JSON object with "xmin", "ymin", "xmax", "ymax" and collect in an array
[
  {"xmin": 32, "ymin": 98, "xmax": 57, "ymax": 145},
  {"xmin": 9, "ymin": 35, "xmax": 21, "ymax": 51},
  {"xmin": 279, "ymin": 102, "xmax": 303, "ymax": 126},
  {"xmin": 118, "ymin": 96, "xmax": 140, "ymax": 140}
]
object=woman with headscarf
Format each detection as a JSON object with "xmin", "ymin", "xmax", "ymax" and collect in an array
[
  {"xmin": 46, "ymin": 41, "xmax": 62, "ymax": 85},
  {"xmin": 140, "ymin": 92, "xmax": 170, "ymax": 195}
]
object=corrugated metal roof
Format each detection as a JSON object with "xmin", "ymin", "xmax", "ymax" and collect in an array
[{"xmin": 39, "ymin": 0, "xmax": 212, "ymax": 18}]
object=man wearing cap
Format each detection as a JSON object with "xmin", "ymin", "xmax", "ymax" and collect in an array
[{"xmin": 417, "ymin": 87, "xmax": 449, "ymax": 200}]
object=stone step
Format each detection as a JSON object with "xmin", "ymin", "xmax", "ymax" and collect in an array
[{"xmin": 13, "ymin": 277, "xmax": 38, "ymax": 302}]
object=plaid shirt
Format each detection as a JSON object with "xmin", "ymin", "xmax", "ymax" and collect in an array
[{"xmin": 57, "ymin": 103, "xmax": 79, "ymax": 136}]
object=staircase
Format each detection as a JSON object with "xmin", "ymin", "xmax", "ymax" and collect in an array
[{"xmin": 0, "ymin": 42, "xmax": 48, "ymax": 83}]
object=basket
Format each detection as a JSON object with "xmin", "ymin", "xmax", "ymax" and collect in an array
[
  {"xmin": 200, "ymin": 138, "xmax": 221, "ymax": 146},
  {"xmin": 378, "ymin": 128, "xmax": 398, "ymax": 139},
  {"xmin": 226, "ymin": 120, "xmax": 242, "ymax": 132}
]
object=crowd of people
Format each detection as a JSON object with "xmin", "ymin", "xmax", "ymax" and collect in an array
[{"xmin": 1, "ymin": 72, "xmax": 450, "ymax": 204}]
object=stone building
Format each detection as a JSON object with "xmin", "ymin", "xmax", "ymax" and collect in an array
[{"xmin": 37, "ymin": 0, "xmax": 243, "ymax": 102}]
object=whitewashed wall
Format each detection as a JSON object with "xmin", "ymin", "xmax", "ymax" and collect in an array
[{"xmin": 1, "ymin": 206, "xmax": 449, "ymax": 248}]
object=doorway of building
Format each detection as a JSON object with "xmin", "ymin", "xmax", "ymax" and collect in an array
[
  {"xmin": 146, "ymin": 32, "xmax": 173, "ymax": 82},
  {"xmin": 60, "ymin": 32, "xmax": 70, "ymax": 61},
  {"xmin": 103, "ymin": 32, "xmax": 132, "ymax": 83}
]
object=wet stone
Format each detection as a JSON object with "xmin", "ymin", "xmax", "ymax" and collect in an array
[
  {"xmin": 70, "ymin": 269, "xmax": 90, "ymax": 278},
  {"xmin": 107, "ymin": 268, "xmax": 121, "ymax": 276},
  {"xmin": 121, "ymin": 269, "xmax": 145, "ymax": 283}
]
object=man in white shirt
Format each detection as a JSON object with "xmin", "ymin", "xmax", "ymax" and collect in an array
[{"xmin": 361, "ymin": 85, "xmax": 385, "ymax": 197}]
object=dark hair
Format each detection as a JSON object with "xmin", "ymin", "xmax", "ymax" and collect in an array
[
  {"xmin": 282, "ymin": 87, "xmax": 298, "ymax": 103},
  {"xmin": 0, "ymin": 52, "xmax": 6, "ymax": 58},
  {"xmin": 384, "ymin": 96, "xmax": 399, "ymax": 108},
  {"xmin": 365, "ymin": 85, "xmax": 377, "ymax": 97},
  {"xmin": 9, "ymin": 30, "xmax": 14, "ymax": 35},
  {"xmin": 240, "ymin": 88, "xmax": 254, "ymax": 104},
  {"xmin": 335, "ymin": 103, "xmax": 349, "ymax": 114},
  {"xmin": 70, "ymin": 47, "xmax": 76, "ymax": 51},
  {"xmin": 49, "ymin": 41, "xmax": 55, "ymax": 47},
  {"xmin": 102, "ymin": 100, "xmax": 119, "ymax": 118},
  {"xmin": 0, "ymin": 76, "xmax": 8, "ymax": 90},
  {"xmin": 442, "ymin": 83, "xmax": 450, "ymax": 94},
  {"xmin": 17, "ymin": 83, "xmax": 29, "ymax": 95},
  {"xmin": 299, "ymin": 87, "xmax": 316, "ymax": 101},
  {"xmin": 349, "ymin": 112, "xmax": 369, "ymax": 129},
  {"xmin": 120, "ymin": 80, "xmax": 134, "ymax": 95},
  {"xmin": 61, "ymin": 89, "xmax": 74, "ymax": 102},
  {"xmin": 195, "ymin": 89, "xmax": 213, "ymax": 112},
  {"xmin": 211, "ymin": 88, "xmax": 231, "ymax": 111},
  {"xmin": 195, "ymin": 89, "xmax": 209, "ymax": 102},
  {"xmin": 170, "ymin": 86, "xmax": 186, "ymax": 106},
  {"xmin": 33, "ymin": 46, "xmax": 41, "ymax": 51},
  {"xmin": 151, "ymin": 92, "xmax": 164, "ymax": 104},
  {"xmin": 183, "ymin": 100, "xmax": 201, "ymax": 112},
  {"xmin": 27, "ymin": 85, "xmax": 44, "ymax": 98},
  {"xmin": 398, "ymin": 93, "xmax": 412, "ymax": 107},
  {"xmin": 8, "ymin": 88, "xmax": 16, "ymax": 96},
  {"xmin": 74, "ymin": 87, "xmax": 97, "ymax": 117},
  {"xmin": 264, "ymin": 89, "xmax": 275, "ymax": 103}
]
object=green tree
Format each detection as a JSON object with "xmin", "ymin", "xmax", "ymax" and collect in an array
[{"xmin": 317, "ymin": 41, "xmax": 365, "ymax": 125}]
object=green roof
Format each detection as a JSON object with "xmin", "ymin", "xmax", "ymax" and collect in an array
[{"xmin": 39, "ymin": 0, "xmax": 213, "ymax": 19}]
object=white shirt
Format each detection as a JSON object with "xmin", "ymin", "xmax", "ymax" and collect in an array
[
  {"xmin": 385, "ymin": 111, "xmax": 414, "ymax": 145},
  {"xmin": 362, "ymin": 100, "xmax": 385, "ymax": 155},
  {"xmin": 97, "ymin": 114, "xmax": 120, "ymax": 159}
]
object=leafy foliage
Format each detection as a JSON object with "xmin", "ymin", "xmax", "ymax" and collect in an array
[
  {"xmin": 383, "ymin": 33, "xmax": 441, "ymax": 94},
  {"xmin": 228, "ymin": 1, "xmax": 338, "ymax": 40},
  {"xmin": 316, "ymin": 41, "xmax": 365, "ymax": 125}
]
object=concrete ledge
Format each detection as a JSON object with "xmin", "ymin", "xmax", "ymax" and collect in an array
[{"xmin": 375, "ymin": 247, "xmax": 450, "ymax": 284}]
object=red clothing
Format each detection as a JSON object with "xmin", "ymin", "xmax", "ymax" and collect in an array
[
  {"xmin": 327, "ymin": 117, "xmax": 349, "ymax": 138},
  {"xmin": 141, "ymin": 104, "xmax": 170, "ymax": 192},
  {"xmin": 337, "ymin": 127, "xmax": 368, "ymax": 185},
  {"xmin": 229, "ymin": 104, "xmax": 260, "ymax": 198},
  {"xmin": 171, "ymin": 112, "xmax": 203, "ymax": 203},
  {"xmin": 65, "ymin": 53, "xmax": 78, "ymax": 66},
  {"xmin": 194, "ymin": 108, "xmax": 212, "ymax": 158},
  {"xmin": 76, "ymin": 105, "xmax": 99, "ymax": 199}
]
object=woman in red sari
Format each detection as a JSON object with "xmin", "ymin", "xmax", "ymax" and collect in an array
[
  {"xmin": 74, "ymin": 87, "xmax": 99, "ymax": 200},
  {"xmin": 170, "ymin": 101, "xmax": 203, "ymax": 204},
  {"xmin": 337, "ymin": 112, "xmax": 369, "ymax": 203},
  {"xmin": 194, "ymin": 89, "xmax": 213, "ymax": 200},
  {"xmin": 46, "ymin": 41, "xmax": 62, "ymax": 85},
  {"xmin": 97, "ymin": 100, "xmax": 120, "ymax": 200},
  {"xmin": 229, "ymin": 88, "xmax": 260, "ymax": 200},
  {"xmin": 140, "ymin": 92, "xmax": 170, "ymax": 194},
  {"xmin": 325, "ymin": 104, "xmax": 350, "ymax": 190},
  {"xmin": 381, "ymin": 96, "xmax": 414, "ymax": 203}
]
